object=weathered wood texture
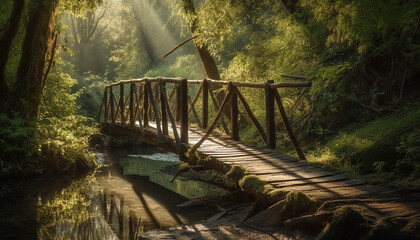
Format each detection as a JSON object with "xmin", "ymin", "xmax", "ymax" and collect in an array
[{"xmin": 100, "ymin": 78, "xmax": 420, "ymax": 228}]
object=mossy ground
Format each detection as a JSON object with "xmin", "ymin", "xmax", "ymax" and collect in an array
[{"xmin": 307, "ymin": 106, "xmax": 420, "ymax": 185}]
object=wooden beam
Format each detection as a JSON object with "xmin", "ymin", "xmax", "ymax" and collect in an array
[
  {"xmin": 159, "ymin": 80, "xmax": 168, "ymax": 135},
  {"xmin": 143, "ymin": 82, "xmax": 149, "ymax": 127},
  {"xmin": 202, "ymin": 79, "xmax": 209, "ymax": 129},
  {"xmin": 230, "ymin": 83, "xmax": 239, "ymax": 141},
  {"xmin": 265, "ymin": 80, "xmax": 275, "ymax": 149},
  {"xmin": 129, "ymin": 83, "xmax": 135, "ymax": 127},
  {"xmin": 120, "ymin": 84, "xmax": 125, "ymax": 126},
  {"xmin": 273, "ymin": 90, "xmax": 306, "ymax": 160},
  {"xmin": 110, "ymin": 87, "xmax": 115, "ymax": 124},
  {"xmin": 233, "ymin": 87, "xmax": 267, "ymax": 145},
  {"xmin": 180, "ymin": 79, "xmax": 189, "ymax": 145}
]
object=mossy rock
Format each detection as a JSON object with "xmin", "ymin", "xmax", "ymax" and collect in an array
[
  {"xmin": 282, "ymin": 191, "xmax": 317, "ymax": 220},
  {"xmin": 243, "ymin": 190, "xmax": 316, "ymax": 228},
  {"xmin": 317, "ymin": 206, "xmax": 370, "ymax": 240},
  {"xmin": 226, "ymin": 165, "xmax": 248, "ymax": 182},
  {"xmin": 265, "ymin": 189, "xmax": 290, "ymax": 205},
  {"xmin": 239, "ymin": 175, "xmax": 266, "ymax": 195}
]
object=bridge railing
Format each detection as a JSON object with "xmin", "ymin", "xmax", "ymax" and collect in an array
[{"xmin": 98, "ymin": 77, "xmax": 311, "ymax": 160}]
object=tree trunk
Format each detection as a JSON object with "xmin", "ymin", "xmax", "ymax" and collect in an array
[
  {"xmin": 0, "ymin": 0, "xmax": 25, "ymax": 109},
  {"xmin": 180, "ymin": 0, "xmax": 233, "ymax": 119},
  {"xmin": 180, "ymin": 0, "xmax": 221, "ymax": 80},
  {"xmin": 9, "ymin": 1, "xmax": 57, "ymax": 119}
]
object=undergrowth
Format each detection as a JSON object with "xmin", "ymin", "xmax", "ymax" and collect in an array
[{"xmin": 307, "ymin": 104, "xmax": 420, "ymax": 185}]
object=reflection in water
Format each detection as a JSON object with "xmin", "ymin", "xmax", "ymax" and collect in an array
[
  {"xmin": 30, "ymin": 147, "xmax": 225, "ymax": 239},
  {"xmin": 118, "ymin": 152, "xmax": 225, "ymax": 199}
]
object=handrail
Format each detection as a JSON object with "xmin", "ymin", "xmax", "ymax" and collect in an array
[
  {"xmin": 99, "ymin": 77, "xmax": 311, "ymax": 160},
  {"xmin": 106, "ymin": 77, "xmax": 311, "ymax": 89}
]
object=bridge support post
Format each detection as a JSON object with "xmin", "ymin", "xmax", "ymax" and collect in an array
[
  {"xmin": 179, "ymin": 79, "xmax": 189, "ymax": 161},
  {"xmin": 104, "ymin": 87, "xmax": 108, "ymax": 123},
  {"xmin": 159, "ymin": 80, "xmax": 168, "ymax": 135},
  {"xmin": 110, "ymin": 86, "xmax": 115, "ymax": 124},
  {"xmin": 230, "ymin": 83, "xmax": 239, "ymax": 141},
  {"xmin": 202, "ymin": 79, "xmax": 208, "ymax": 129},
  {"xmin": 120, "ymin": 84, "xmax": 125, "ymax": 126},
  {"xmin": 144, "ymin": 81, "xmax": 149, "ymax": 127},
  {"xmin": 180, "ymin": 79, "xmax": 189, "ymax": 145},
  {"xmin": 129, "ymin": 83, "xmax": 135, "ymax": 128},
  {"xmin": 175, "ymin": 84, "xmax": 180, "ymax": 122},
  {"xmin": 265, "ymin": 80, "xmax": 275, "ymax": 149}
]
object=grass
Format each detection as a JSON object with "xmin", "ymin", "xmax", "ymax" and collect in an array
[{"xmin": 307, "ymin": 105, "xmax": 420, "ymax": 185}]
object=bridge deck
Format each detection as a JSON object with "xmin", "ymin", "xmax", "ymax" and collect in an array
[{"xmin": 103, "ymin": 122, "xmax": 420, "ymax": 204}]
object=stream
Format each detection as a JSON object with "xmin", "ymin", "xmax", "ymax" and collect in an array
[{"xmin": 0, "ymin": 146, "xmax": 227, "ymax": 239}]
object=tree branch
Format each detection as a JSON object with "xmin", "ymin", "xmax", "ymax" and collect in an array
[{"xmin": 163, "ymin": 36, "xmax": 197, "ymax": 58}]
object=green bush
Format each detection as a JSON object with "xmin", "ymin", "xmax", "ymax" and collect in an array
[{"xmin": 38, "ymin": 116, "xmax": 99, "ymax": 173}]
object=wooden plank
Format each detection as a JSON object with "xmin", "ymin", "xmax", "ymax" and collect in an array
[
  {"xmin": 258, "ymin": 172, "xmax": 336, "ymax": 182},
  {"xmin": 270, "ymin": 175, "xmax": 349, "ymax": 187}
]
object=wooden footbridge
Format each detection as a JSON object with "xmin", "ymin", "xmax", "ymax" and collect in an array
[{"xmin": 97, "ymin": 77, "xmax": 420, "ymax": 216}]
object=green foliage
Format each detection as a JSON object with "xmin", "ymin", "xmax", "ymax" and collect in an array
[
  {"xmin": 309, "ymin": 106, "xmax": 420, "ymax": 183},
  {"xmin": 37, "ymin": 175, "xmax": 94, "ymax": 238},
  {"xmin": 73, "ymin": 74, "xmax": 111, "ymax": 119},
  {"xmin": 144, "ymin": 55, "xmax": 206, "ymax": 79},
  {"xmin": 42, "ymin": 58, "xmax": 80, "ymax": 118},
  {"xmin": 0, "ymin": 114, "xmax": 38, "ymax": 176},
  {"xmin": 38, "ymin": 116, "xmax": 98, "ymax": 173}
]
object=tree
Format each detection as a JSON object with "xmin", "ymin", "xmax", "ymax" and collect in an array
[
  {"xmin": 0, "ymin": 0, "xmax": 24, "ymax": 109},
  {"xmin": 69, "ymin": 8, "xmax": 107, "ymax": 74},
  {"xmin": 9, "ymin": 0, "xmax": 59, "ymax": 119},
  {"xmin": 179, "ymin": 0, "xmax": 221, "ymax": 80}
]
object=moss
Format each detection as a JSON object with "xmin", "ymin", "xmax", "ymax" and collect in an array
[
  {"xmin": 265, "ymin": 189, "xmax": 290, "ymax": 205},
  {"xmin": 226, "ymin": 165, "xmax": 248, "ymax": 182},
  {"xmin": 281, "ymin": 191, "xmax": 317, "ymax": 220},
  {"xmin": 317, "ymin": 206, "xmax": 370, "ymax": 240},
  {"xmin": 308, "ymin": 107, "xmax": 420, "ymax": 183},
  {"xmin": 239, "ymin": 175, "xmax": 266, "ymax": 195}
]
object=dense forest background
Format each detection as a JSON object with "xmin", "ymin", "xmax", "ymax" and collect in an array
[{"xmin": 0, "ymin": 0, "xmax": 419, "ymax": 184}]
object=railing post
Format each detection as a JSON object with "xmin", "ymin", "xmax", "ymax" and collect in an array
[
  {"xmin": 129, "ymin": 83, "xmax": 135, "ymax": 128},
  {"xmin": 120, "ymin": 84, "xmax": 125, "ymax": 126},
  {"xmin": 230, "ymin": 83, "xmax": 239, "ymax": 141},
  {"xmin": 159, "ymin": 80, "xmax": 168, "ymax": 135},
  {"xmin": 180, "ymin": 79, "xmax": 189, "ymax": 145},
  {"xmin": 104, "ymin": 87, "xmax": 108, "ymax": 123},
  {"xmin": 143, "ymin": 81, "xmax": 149, "ymax": 127},
  {"xmin": 265, "ymin": 80, "xmax": 275, "ymax": 149},
  {"xmin": 202, "ymin": 79, "xmax": 208, "ymax": 129},
  {"xmin": 110, "ymin": 86, "xmax": 115, "ymax": 124},
  {"xmin": 175, "ymin": 83, "xmax": 180, "ymax": 122}
]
